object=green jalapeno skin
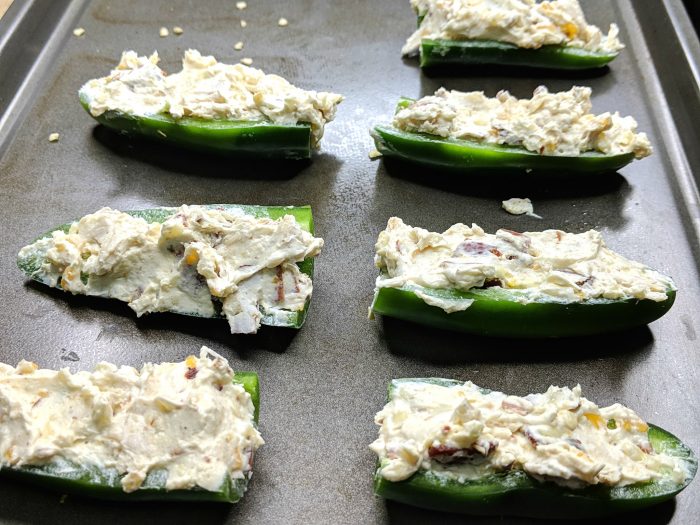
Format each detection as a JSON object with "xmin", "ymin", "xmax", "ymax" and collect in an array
[
  {"xmin": 374, "ymin": 378, "xmax": 697, "ymax": 518},
  {"xmin": 419, "ymin": 38, "xmax": 619, "ymax": 70},
  {"xmin": 80, "ymin": 95, "xmax": 312, "ymax": 159},
  {"xmin": 0, "ymin": 372, "xmax": 261, "ymax": 503},
  {"xmin": 371, "ymin": 285, "xmax": 676, "ymax": 338},
  {"xmin": 17, "ymin": 205, "xmax": 316, "ymax": 330}
]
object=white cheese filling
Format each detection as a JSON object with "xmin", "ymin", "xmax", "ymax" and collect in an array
[
  {"xmin": 18, "ymin": 205, "xmax": 323, "ymax": 334},
  {"xmin": 374, "ymin": 217, "xmax": 673, "ymax": 312},
  {"xmin": 403, "ymin": 0, "xmax": 624, "ymax": 56},
  {"xmin": 80, "ymin": 49, "xmax": 344, "ymax": 146},
  {"xmin": 393, "ymin": 86, "xmax": 652, "ymax": 158},
  {"xmin": 371, "ymin": 381, "xmax": 689, "ymax": 487},
  {"xmin": 0, "ymin": 347, "xmax": 264, "ymax": 493}
]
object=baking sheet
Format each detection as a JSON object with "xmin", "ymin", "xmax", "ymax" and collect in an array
[{"xmin": 0, "ymin": 1, "xmax": 698, "ymax": 523}]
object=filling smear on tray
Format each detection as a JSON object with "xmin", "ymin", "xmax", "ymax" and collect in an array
[
  {"xmin": 371, "ymin": 381, "xmax": 689, "ymax": 487},
  {"xmin": 403, "ymin": 0, "xmax": 625, "ymax": 56},
  {"xmin": 393, "ymin": 86, "xmax": 651, "ymax": 158},
  {"xmin": 0, "ymin": 347, "xmax": 263, "ymax": 493},
  {"xmin": 375, "ymin": 217, "xmax": 673, "ymax": 313},
  {"xmin": 80, "ymin": 49, "xmax": 344, "ymax": 146},
  {"xmin": 18, "ymin": 206, "xmax": 323, "ymax": 334}
]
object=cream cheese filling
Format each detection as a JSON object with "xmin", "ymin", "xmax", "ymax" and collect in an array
[
  {"xmin": 0, "ymin": 347, "xmax": 264, "ymax": 493},
  {"xmin": 403, "ymin": 0, "xmax": 624, "ymax": 56},
  {"xmin": 370, "ymin": 381, "xmax": 689, "ymax": 487},
  {"xmin": 393, "ymin": 86, "xmax": 652, "ymax": 158},
  {"xmin": 18, "ymin": 205, "xmax": 323, "ymax": 334},
  {"xmin": 79, "ymin": 49, "xmax": 344, "ymax": 146},
  {"xmin": 374, "ymin": 217, "xmax": 674, "ymax": 312}
]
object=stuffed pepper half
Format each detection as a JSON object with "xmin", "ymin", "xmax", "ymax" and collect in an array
[
  {"xmin": 18, "ymin": 205, "xmax": 322, "ymax": 334},
  {"xmin": 370, "ymin": 218, "xmax": 675, "ymax": 337},
  {"xmin": 371, "ymin": 378, "xmax": 696, "ymax": 517},
  {"xmin": 371, "ymin": 86, "xmax": 651, "ymax": 175},
  {"xmin": 79, "ymin": 50, "xmax": 343, "ymax": 158},
  {"xmin": 403, "ymin": 0, "xmax": 624, "ymax": 69},
  {"xmin": 0, "ymin": 347, "xmax": 263, "ymax": 502}
]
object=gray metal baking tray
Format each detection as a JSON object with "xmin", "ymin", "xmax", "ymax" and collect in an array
[{"xmin": 0, "ymin": 0, "xmax": 698, "ymax": 523}]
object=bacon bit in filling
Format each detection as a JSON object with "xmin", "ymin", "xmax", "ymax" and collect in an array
[
  {"xmin": 185, "ymin": 367, "xmax": 198, "ymax": 379},
  {"xmin": 275, "ymin": 266, "xmax": 285, "ymax": 303},
  {"xmin": 576, "ymin": 276, "xmax": 594, "ymax": 287},
  {"xmin": 428, "ymin": 441, "xmax": 497, "ymax": 464},
  {"xmin": 566, "ymin": 438, "xmax": 585, "ymax": 451},
  {"xmin": 174, "ymin": 212, "xmax": 189, "ymax": 227},
  {"xmin": 639, "ymin": 441, "xmax": 653, "ymax": 454},
  {"xmin": 502, "ymin": 399, "xmax": 530, "ymax": 415},
  {"xmin": 428, "ymin": 444, "xmax": 461, "ymax": 459},
  {"xmin": 523, "ymin": 427, "xmax": 543, "ymax": 448},
  {"xmin": 454, "ymin": 241, "xmax": 502, "ymax": 257}
]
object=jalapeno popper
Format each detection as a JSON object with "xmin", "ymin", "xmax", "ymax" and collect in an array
[
  {"xmin": 371, "ymin": 379, "xmax": 696, "ymax": 517},
  {"xmin": 0, "ymin": 348, "xmax": 263, "ymax": 502},
  {"xmin": 403, "ymin": 0, "xmax": 624, "ymax": 69},
  {"xmin": 371, "ymin": 86, "xmax": 651, "ymax": 174},
  {"xmin": 17, "ymin": 205, "xmax": 322, "ymax": 334},
  {"xmin": 79, "ymin": 50, "xmax": 343, "ymax": 158},
  {"xmin": 371, "ymin": 218, "xmax": 675, "ymax": 337}
]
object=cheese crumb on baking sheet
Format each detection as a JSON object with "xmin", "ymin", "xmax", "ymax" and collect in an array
[
  {"xmin": 241, "ymin": 57, "xmax": 253, "ymax": 65},
  {"xmin": 502, "ymin": 198, "xmax": 542, "ymax": 219},
  {"xmin": 48, "ymin": 133, "xmax": 60, "ymax": 142},
  {"xmin": 240, "ymin": 20, "xmax": 248, "ymax": 28},
  {"xmin": 236, "ymin": 1, "xmax": 247, "ymax": 9},
  {"xmin": 173, "ymin": 26, "xmax": 183, "ymax": 35},
  {"xmin": 73, "ymin": 28, "xmax": 85, "ymax": 37},
  {"xmin": 159, "ymin": 27, "xmax": 169, "ymax": 37},
  {"xmin": 234, "ymin": 41, "xmax": 244, "ymax": 50},
  {"xmin": 278, "ymin": 18, "xmax": 288, "ymax": 27}
]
